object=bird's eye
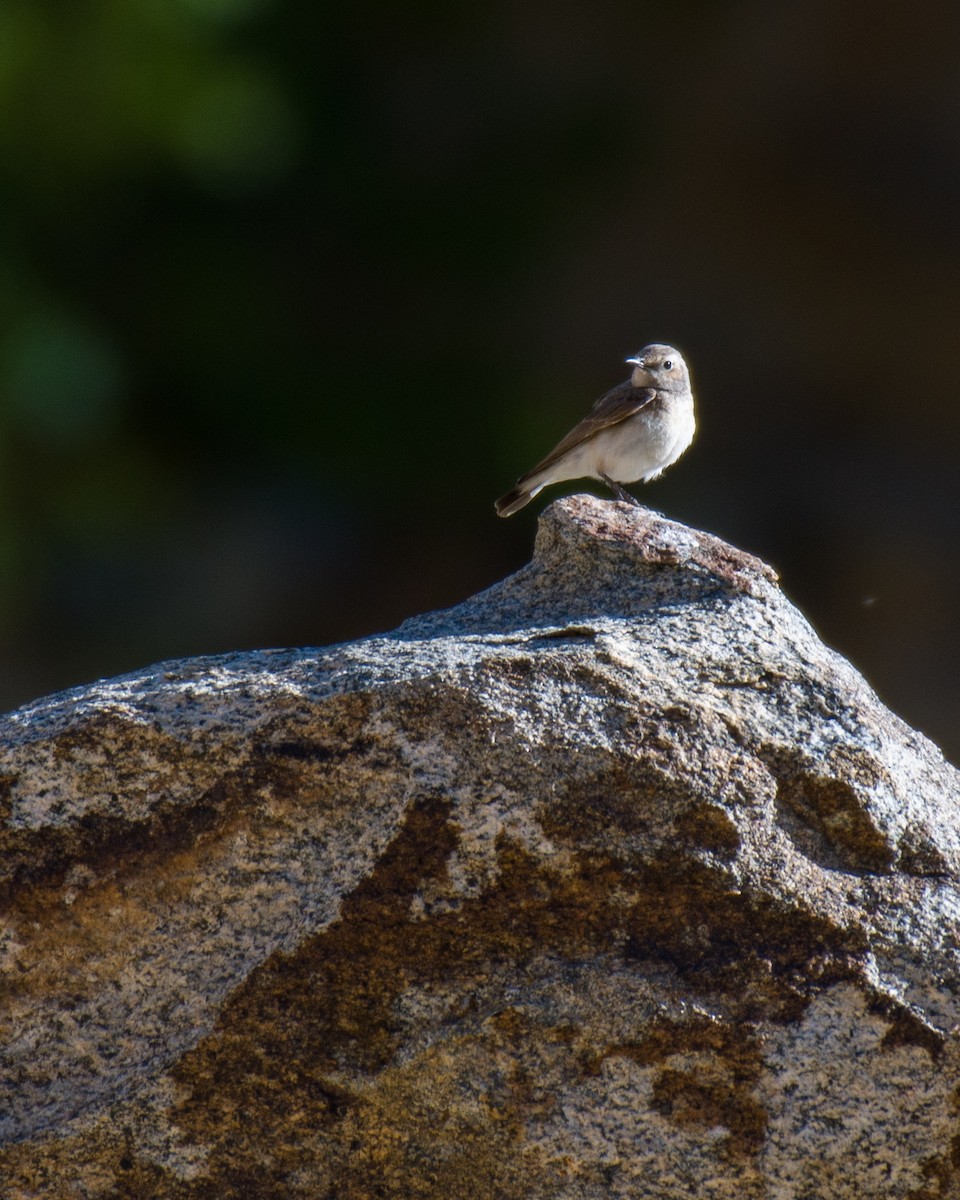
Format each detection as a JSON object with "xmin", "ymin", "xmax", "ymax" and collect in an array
[{"xmin": 663, "ymin": 359, "xmax": 673, "ymax": 370}]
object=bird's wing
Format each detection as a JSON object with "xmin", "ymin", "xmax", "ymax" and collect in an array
[{"xmin": 518, "ymin": 384, "xmax": 657, "ymax": 482}]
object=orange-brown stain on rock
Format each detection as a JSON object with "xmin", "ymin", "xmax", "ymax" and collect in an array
[
  {"xmin": 620, "ymin": 858, "xmax": 866, "ymax": 1021},
  {"xmin": 585, "ymin": 1014, "xmax": 767, "ymax": 1159},
  {"xmin": 167, "ymin": 799, "xmax": 589, "ymax": 1196},
  {"xmin": 763, "ymin": 745, "xmax": 896, "ymax": 873},
  {"xmin": 156, "ymin": 788, "xmax": 870, "ymax": 1195},
  {"xmin": 650, "ymin": 1065, "xmax": 767, "ymax": 1159},
  {"xmin": 0, "ymin": 1126, "xmax": 170, "ymax": 1200}
]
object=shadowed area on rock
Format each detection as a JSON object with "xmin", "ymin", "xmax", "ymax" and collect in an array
[{"xmin": 1, "ymin": 495, "xmax": 959, "ymax": 1198}]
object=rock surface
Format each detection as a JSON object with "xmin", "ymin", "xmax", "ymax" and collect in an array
[{"xmin": 2, "ymin": 494, "xmax": 960, "ymax": 1198}]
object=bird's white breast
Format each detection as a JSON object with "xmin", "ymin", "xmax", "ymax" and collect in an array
[{"xmin": 590, "ymin": 395, "xmax": 695, "ymax": 484}]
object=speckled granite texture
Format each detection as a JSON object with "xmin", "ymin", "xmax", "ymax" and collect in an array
[{"xmin": 2, "ymin": 494, "xmax": 960, "ymax": 1198}]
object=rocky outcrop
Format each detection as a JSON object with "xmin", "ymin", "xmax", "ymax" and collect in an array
[{"xmin": 2, "ymin": 494, "xmax": 959, "ymax": 1198}]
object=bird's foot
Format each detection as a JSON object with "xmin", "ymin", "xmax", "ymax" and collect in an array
[{"xmin": 600, "ymin": 473, "xmax": 642, "ymax": 507}]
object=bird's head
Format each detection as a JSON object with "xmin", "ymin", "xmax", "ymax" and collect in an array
[{"xmin": 626, "ymin": 344, "xmax": 690, "ymax": 391}]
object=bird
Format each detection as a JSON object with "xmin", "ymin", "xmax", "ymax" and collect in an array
[{"xmin": 495, "ymin": 343, "xmax": 695, "ymax": 517}]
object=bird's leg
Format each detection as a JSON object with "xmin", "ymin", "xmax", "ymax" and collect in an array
[{"xmin": 600, "ymin": 473, "xmax": 642, "ymax": 507}]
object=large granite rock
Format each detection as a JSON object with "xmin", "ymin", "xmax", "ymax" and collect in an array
[{"xmin": 2, "ymin": 494, "xmax": 960, "ymax": 1198}]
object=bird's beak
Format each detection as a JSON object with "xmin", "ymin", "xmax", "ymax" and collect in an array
[{"xmin": 625, "ymin": 357, "xmax": 644, "ymax": 367}]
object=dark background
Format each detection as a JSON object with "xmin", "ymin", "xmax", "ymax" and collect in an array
[{"xmin": 2, "ymin": 0, "xmax": 958, "ymax": 762}]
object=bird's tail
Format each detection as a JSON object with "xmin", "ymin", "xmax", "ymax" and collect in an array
[{"xmin": 494, "ymin": 485, "xmax": 534, "ymax": 518}]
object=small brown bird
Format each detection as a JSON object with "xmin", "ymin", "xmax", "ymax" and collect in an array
[{"xmin": 495, "ymin": 343, "xmax": 696, "ymax": 517}]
